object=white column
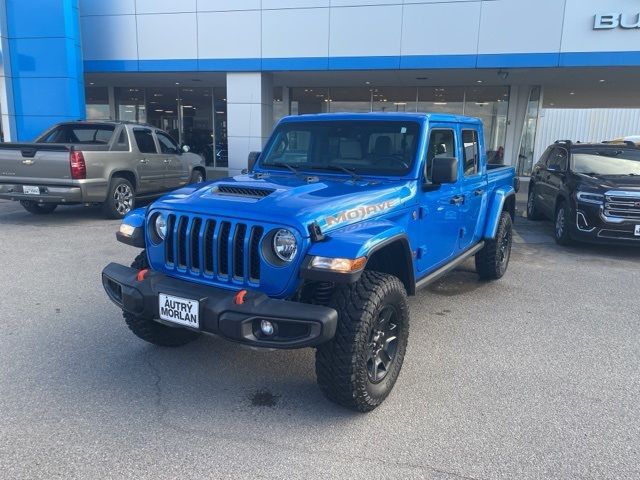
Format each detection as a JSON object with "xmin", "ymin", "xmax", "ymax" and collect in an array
[
  {"xmin": 226, "ymin": 72, "xmax": 274, "ymax": 175},
  {"xmin": 503, "ymin": 85, "xmax": 533, "ymax": 169}
]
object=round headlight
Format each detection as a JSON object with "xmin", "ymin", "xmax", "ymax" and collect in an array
[
  {"xmin": 155, "ymin": 213, "xmax": 167, "ymax": 240},
  {"xmin": 273, "ymin": 229, "xmax": 297, "ymax": 262}
]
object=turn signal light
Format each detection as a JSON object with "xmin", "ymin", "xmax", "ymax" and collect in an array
[{"xmin": 309, "ymin": 256, "xmax": 367, "ymax": 272}]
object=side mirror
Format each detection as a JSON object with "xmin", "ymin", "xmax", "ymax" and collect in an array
[
  {"xmin": 248, "ymin": 151, "xmax": 261, "ymax": 171},
  {"xmin": 181, "ymin": 144, "xmax": 190, "ymax": 153},
  {"xmin": 430, "ymin": 156, "xmax": 458, "ymax": 185}
]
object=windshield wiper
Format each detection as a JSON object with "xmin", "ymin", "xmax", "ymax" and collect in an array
[
  {"xmin": 262, "ymin": 162, "xmax": 300, "ymax": 175},
  {"xmin": 310, "ymin": 164, "xmax": 362, "ymax": 181}
]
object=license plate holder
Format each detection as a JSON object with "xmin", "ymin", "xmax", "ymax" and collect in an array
[
  {"xmin": 158, "ymin": 293, "xmax": 200, "ymax": 329},
  {"xmin": 22, "ymin": 185, "xmax": 40, "ymax": 195},
  {"xmin": 635, "ymin": 225, "xmax": 640, "ymax": 237}
]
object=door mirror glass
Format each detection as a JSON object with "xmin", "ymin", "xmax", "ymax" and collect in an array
[
  {"xmin": 182, "ymin": 144, "xmax": 190, "ymax": 153},
  {"xmin": 430, "ymin": 157, "xmax": 458, "ymax": 184},
  {"xmin": 248, "ymin": 151, "xmax": 261, "ymax": 171}
]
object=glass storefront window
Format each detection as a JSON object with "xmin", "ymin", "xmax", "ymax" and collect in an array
[
  {"xmin": 180, "ymin": 87, "xmax": 214, "ymax": 166},
  {"xmin": 85, "ymin": 86, "xmax": 110, "ymax": 120},
  {"xmin": 517, "ymin": 87, "xmax": 541, "ymax": 176},
  {"xmin": 329, "ymin": 87, "xmax": 371, "ymax": 113},
  {"xmin": 115, "ymin": 87, "xmax": 145, "ymax": 123},
  {"xmin": 146, "ymin": 87, "xmax": 179, "ymax": 140},
  {"xmin": 464, "ymin": 86, "xmax": 509, "ymax": 164},
  {"xmin": 372, "ymin": 87, "xmax": 417, "ymax": 112},
  {"xmin": 213, "ymin": 88, "xmax": 228, "ymax": 168},
  {"xmin": 417, "ymin": 87, "xmax": 464, "ymax": 114},
  {"xmin": 291, "ymin": 88, "xmax": 329, "ymax": 115}
]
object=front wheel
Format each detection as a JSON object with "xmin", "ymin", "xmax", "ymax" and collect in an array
[
  {"xmin": 475, "ymin": 211, "xmax": 513, "ymax": 280},
  {"xmin": 20, "ymin": 201, "xmax": 57, "ymax": 215},
  {"xmin": 315, "ymin": 271, "xmax": 410, "ymax": 412}
]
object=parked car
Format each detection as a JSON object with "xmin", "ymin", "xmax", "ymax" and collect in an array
[
  {"xmin": 102, "ymin": 113, "xmax": 516, "ymax": 412},
  {"xmin": 527, "ymin": 140, "xmax": 640, "ymax": 245},
  {"xmin": 0, "ymin": 121, "xmax": 206, "ymax": 218}
]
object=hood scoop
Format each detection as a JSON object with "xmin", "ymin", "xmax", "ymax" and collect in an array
[{"xmin": 213, "ymin": 184, "xmax": 275, "ymax": 199}]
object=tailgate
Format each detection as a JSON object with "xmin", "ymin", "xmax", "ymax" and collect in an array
[{"xmin": 0, "ymin": 143, "xmax": 72, "ymax": 184}]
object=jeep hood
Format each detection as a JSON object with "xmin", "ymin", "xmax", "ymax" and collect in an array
[{"xmin": 152, "ymin": 173, "xmax": 416, "ymax": 236}]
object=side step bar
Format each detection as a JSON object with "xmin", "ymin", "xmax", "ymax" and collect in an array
[{"xmin": 415, "ymin": 241, "xmax": 485, "ymax": 291}]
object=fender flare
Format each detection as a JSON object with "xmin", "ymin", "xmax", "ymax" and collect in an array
[
  {"xmin": 300, "ymin": 228, "xmax": 416, "ymax": 294},
  {"xmin": 484, "ymin": 186, "xmax": 515, "ymax": 239}
]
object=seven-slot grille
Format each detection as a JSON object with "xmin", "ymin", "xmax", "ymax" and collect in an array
[
  {"xmin": 164, "ymin": 214, "xmax": 264, "ymax": 284},
  {"xmin": 604, "ymin": 192, "xmax": 640, "ymax": 220}
]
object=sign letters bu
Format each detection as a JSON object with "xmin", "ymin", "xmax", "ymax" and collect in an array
[{"xmin": 594, "ymin": 13, "xmax": 640, "ymax": 30}]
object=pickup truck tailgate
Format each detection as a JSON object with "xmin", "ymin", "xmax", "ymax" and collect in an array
[{"xmin": 0, "ymin": 144, "xmax": 72, "ymax": 184}]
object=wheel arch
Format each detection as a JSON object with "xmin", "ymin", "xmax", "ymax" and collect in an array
[
  {"xmin": 483, "ymin": 187, "xmax": 516, "ymax": 239},
  {"xmin": 363, "ymin": 235, "xmax": 416, "ymax": 296},
  {"xmin": 191, "ymin": 165, "xmax": 206, "ymax": 180},
  {"xmin": 109, "ymin": 170, "xmax": 138, "ymax": 191}
]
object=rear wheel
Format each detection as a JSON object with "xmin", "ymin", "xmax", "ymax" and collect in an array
[
  {"xmin": 103, "ymin": 177, "xmax": 135, "ymax": 219},
  {"xmin": 315, "ymin": 271, "xmax": 409, "ymax": 412},
  {"xmin": 475, "ymin": 211, "xmax": 513, "ymax": 280},
  {"xmin": 20, "ymin": 201, "xmax": 57, "ymax": 215},
  {"xmin": 124, "ymin": 250, "xmax": 201, "ymax": 347},
  {"xmin": 554, "ymin": 201, "xmax": 573, "ymax": 246},
  {"xmin": 189, "ymin": 169, "xmax": 205, "ymax": 184}
]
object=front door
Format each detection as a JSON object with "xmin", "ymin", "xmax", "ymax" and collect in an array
[
  {"xmin": 417, "ymin": 126, "xmax": 462, "ymax": 274},
  {"xmin": 458, "ymin": 127, "xmax": 488, "ymax": 251},
  {"xmin": 133, "ymin": 128, "xmax": 164, "ymax": 193},
  {"xmin": 156, "ymin": 131, "xmax": 186, "ymax": 189}
]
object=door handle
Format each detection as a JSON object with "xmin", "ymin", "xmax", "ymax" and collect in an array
[
  {"xmin": 473, "ymin": 188, "xmax": 485, "ymax": 196},
  {"xmin": 450, "ymin": 195, "xmax": 465, "ymax": 206},
  {"xmin": 139, "ymin": 158, "xmax": 148, "ymax": 164}
]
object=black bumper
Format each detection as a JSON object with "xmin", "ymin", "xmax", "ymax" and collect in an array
[{"xmin": 101, "ymin": 263, "xmax": 338, "ymax": 349}]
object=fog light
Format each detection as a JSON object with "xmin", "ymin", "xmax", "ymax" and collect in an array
[{"xmin": 260, "ymin": 320, "xmax": 275, "ymax": 337}]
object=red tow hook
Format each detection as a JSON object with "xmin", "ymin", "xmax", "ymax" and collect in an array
[
  {"xmin": 136, "ymin": 269, "xmax": 149, "ymax": 282},
  {"xmin": 234, "ymin": 289, "xmax": 248, "ymax": 305}
]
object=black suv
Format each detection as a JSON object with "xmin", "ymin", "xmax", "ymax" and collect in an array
[{"xmin": 527, "ymin": 140, "xmax": 640, "ymax": 245}]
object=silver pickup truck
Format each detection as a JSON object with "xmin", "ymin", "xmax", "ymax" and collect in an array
[{"xmin": 0, "ymin": 121, "xmax": 206, "ymax": 218}]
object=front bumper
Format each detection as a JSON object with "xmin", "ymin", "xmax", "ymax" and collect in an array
[
  {"xmin": 573, "ymin": 204, "xmax": 640, "ymax": 245},
  {"xmin": 101, "ymin": 263, "xmax": 338, "ymax": 349}
]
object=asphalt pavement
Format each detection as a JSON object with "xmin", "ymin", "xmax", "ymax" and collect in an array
[{"xmin": 0, "ymin": 196, "xmax": 638, "ymax": 479}]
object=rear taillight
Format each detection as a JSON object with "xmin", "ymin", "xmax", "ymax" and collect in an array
[{"xmin": 70, "ymin": 150, "xmax": 86, "ymax": 180}]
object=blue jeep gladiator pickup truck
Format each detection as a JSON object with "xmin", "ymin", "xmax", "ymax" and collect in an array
[{"xmin": 102, "ymin": 113, "xmax": 516, "ymax": 411}]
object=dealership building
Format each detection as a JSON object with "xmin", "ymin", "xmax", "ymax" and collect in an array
[{"xmin": 1, "ymin": 0, "xmax": 640, "ymax": 176}]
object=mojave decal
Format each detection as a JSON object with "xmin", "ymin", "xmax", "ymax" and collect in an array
[{"xmin": 324, "ymin": 200, "xmax": 397, "ymax": 227}]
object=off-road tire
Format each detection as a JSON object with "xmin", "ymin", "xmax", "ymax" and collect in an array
[
  {"xmin": 103, "ymin": 177, "xmax": 135, "ymax": 220},
  {"xmin": 475, "ymin": 211, "xmax": 513, "ymax": 280},
  {"xmin": 315, "ymin": 271, "xmax": 410, "ymax": 412},
  {"xmin": 189, "ymin": 169, "xmax": 205, "ymax": 184},
  {"xmin": 554, "ymin": 200, "xmax": 573, "ymax": 246},
  {"xmin": 124, "ymin": 250, "xmax": 201, "ymax": 347},
  {"xmin": 526, "ymin": 184, "xmax": 544, "ymax": 220},
  {"xmin": 20, "ymin": 201, "xmax": 57, "ymax": 215}
]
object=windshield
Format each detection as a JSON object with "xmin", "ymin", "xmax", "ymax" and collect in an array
[
  {"xmin": 571, "ymin": 149, "xmax": 640, "ymax": 176},
  {"xmin": 260, "ymin": 121, "xmax": 421, "ymax": 176}
]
